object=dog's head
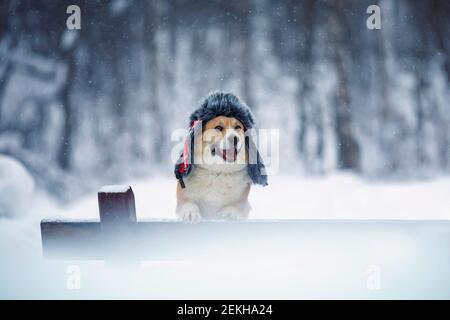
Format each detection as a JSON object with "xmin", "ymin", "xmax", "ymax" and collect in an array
[
  {"xmin": 194, "ymin": 115, "xmax": 247, "ymax": 173},
  {"xmin": 175, "ymin": 92, "xmax": 268, "ymax": 186}
]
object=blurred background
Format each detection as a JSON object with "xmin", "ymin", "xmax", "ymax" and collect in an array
[
  {"xmin": 1, "ymin": 1, "xmax": 450, "ymax": 299},
  {"xmin": 0, "ymin": 0, "xmax": 449, "ymax": 202}
]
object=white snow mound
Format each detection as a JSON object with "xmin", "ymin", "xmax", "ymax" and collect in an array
[{"xmin": 0, "ymin": 155, "xmax": 34, "ymax": 218}]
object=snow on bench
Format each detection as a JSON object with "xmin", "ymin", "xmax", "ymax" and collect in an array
[{"xmin": 40, "ymin": 185, "xmax": 450, "ymax": 264}]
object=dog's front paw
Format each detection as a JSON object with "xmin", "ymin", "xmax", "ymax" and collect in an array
[
  {"xmin": 217, "ymin": 206, "xmax": 247, "ymax": 221},
  {"xmin": 177, "ymin": 202, "xmax": 202, "ymax": 223}
]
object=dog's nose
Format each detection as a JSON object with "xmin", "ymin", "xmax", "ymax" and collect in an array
[{"xmin": 228, "ymin": 134, "xmax": 240, "ymax": 147}]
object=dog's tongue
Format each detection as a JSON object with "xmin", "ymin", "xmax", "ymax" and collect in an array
[{"xmin": 222, "ymin": 148, "xmax": 237, "ymax": 162}]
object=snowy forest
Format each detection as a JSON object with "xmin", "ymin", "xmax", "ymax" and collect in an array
[{"xmin": 0, "ymin": 0, "xmax": 449, "ymax": 201}]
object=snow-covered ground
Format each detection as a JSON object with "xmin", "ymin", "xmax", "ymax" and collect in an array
[
  {"xmin": 60, "ymin": 173, "xmax": 450, "ymax": 221},
  {"xmin": 1, "ymin": 173, "xmax": 450, "ymax": 299}
]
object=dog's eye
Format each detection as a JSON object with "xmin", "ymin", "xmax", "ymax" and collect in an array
[
  {"xmin": 235, "ymin": 125, "xmax": 242, "ymax": 130},
  {"xmin": 215, "ymin": 126, "xmax": 223, "ymax": 132}
]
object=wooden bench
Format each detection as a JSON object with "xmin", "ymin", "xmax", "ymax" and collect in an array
[{"xmin": 41, "ymin": 185, "xmax": 450, "ymax": 263}]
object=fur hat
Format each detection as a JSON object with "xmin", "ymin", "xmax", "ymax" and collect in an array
[{"xmin": 175, "ymin": 91, "xmax": 268, "ymax": 187}]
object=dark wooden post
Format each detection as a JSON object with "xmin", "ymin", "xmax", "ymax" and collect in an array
[
  {"xmin": 98, "ymin": 185, "xmax": 136, "ymax": 226},
  {"xmin": 98, "ymin": 185, "xmax": 137, "ymax": 264}
]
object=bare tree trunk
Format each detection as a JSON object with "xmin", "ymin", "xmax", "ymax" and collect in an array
[
  {"xmin": 294, "ymin": 0, "xmax": 317, "ymax": 168},
  {"xmin": 167, "ymin": 0, "xmax": 178, "ymax": 99},
  {"xmin": 429, "ymin": 0, "xmax": 450, "ymax": 169},
  {"xmin": 330, "ymin": 0, "xmax": 360, "ymax": 171},
  {"xmin": 313, "ymin": 103, "xmax": 325, "ymax": 173},
  {"xmin": 144, "ymin": 1, "xmax": 164, "ymax": 164},
  {"xmin": 414, "ymin": 75, "xmax": 427, "ymax": 166},
  {"xmin": 430, "ymin": 0, "xmax": 450, "ymax": 83},
  {"xmin": 334, "ymin": 52, "xmax": 360, "ymax": 170},
  {"xmin": 411, "ymin": 3, "xmax": 432, "ymax": 168},
  {"xmin": 58, "ymin": 51, "xmax": 75, "ymax": 170},
  {"xmin": 373, "ymin": 8, "xmax": 400, "ymax": 174},
  {"xmin": 0, "ymin": 7, "xmax": 19, "ymax": 132},
  {"xmin": 168, "ymin": 0, "xmax": 178, "ymax": 61},
  {"xmin": 237, "ymin": 0, "xmax": 254, "ymax": 108},
  {"xmin": 297, "ymin": 96, "xmax": 308, "ymax": 158},
  {"xmin": 0, "ymin": 62, "xmax": 13, "ymax": 130},
  {"xmin": 111, "ymin": 23, "xmax": 126, "ymax": 135}
]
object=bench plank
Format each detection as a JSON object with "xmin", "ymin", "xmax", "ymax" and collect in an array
[{"xmin": 41, "ymin": 219, "xmax": 450, "ymax": 260}]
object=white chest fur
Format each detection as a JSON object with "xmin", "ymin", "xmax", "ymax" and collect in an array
[{"xmin": 183, "ymin": 166, "xmax": 251, "ymax": 218}]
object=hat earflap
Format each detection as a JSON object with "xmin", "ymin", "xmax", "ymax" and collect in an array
[
  {"xmin": 245, "ymin": 134, "xmax": 268, "ymax": 186},
  {"xmin": 174, "ymin": 120, "xmax": 201, "ymax": 188}
]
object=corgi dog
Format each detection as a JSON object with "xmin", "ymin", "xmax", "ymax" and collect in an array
[{"xmin": 174, "ymin": 92, "xmax": 267, "ymax": 222}]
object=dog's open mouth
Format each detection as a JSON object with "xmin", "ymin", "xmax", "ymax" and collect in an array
[{"xmin": 212, "ymin": 147, "xmax": 238, "ymax": 162}]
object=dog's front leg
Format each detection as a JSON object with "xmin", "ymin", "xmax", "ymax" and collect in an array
[
  {"xmin": 217, "ymin": 201, "xmax": 250, "ymax": 220},
  {"xmin": 176, "ymin": 202, "xmax": 202, "ymax": 223}
]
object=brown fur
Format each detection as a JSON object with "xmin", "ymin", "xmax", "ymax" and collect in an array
[{"xmin": 176, "ymin": 116, "xmax": 251, "ymax": 221}]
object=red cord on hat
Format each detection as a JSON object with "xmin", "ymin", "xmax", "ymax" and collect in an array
[{"xmin": 179, "ymin": 120, "xmax": 200, "ymax": 174}]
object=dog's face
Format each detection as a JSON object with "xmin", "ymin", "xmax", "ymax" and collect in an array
[{"xmin": 194, "ymin": 116, "xmax": 247, "ymax": 173}]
